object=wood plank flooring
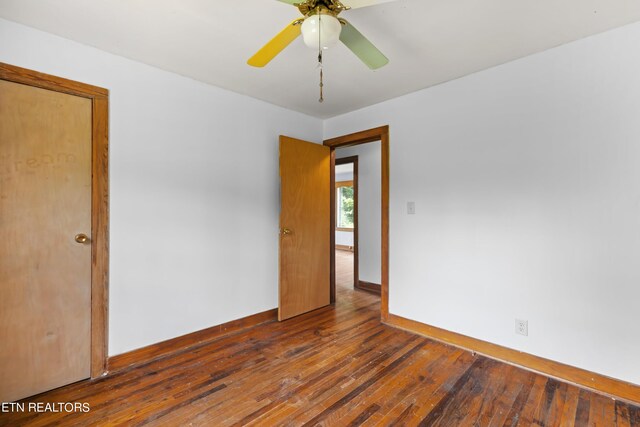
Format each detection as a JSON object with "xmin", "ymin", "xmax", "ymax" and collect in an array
[{"xmin": 1, "ymin": 250, "xmax": 638, "ymax": 426}]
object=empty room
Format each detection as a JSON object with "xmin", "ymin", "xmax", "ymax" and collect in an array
[{"xmin": 1, "ymin": 0, "xmax": 640, "ymax": 425}]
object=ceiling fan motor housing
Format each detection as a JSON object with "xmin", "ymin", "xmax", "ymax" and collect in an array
[{"xmin": 301, "ymin": 11, "xmax": 342, "ymax": 49}]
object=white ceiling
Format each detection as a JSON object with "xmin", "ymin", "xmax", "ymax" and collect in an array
[{"xmin": 1, "ymin": 0, "xmax": 640, "ymax": 118}]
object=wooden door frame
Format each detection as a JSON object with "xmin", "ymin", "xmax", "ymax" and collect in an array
[
  {"xmin": 0, "ymin": 62, "xmax": 109, "ymax": 377},
  {"xmin": 324, "ymin": 126, "xmax": 390, "ymax": 321},
  {"xmin": 335, "ymin": 156, "xmax": 359, "ymax": 288}
]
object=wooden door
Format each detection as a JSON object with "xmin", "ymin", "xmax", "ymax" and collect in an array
[
  {"xmin": 279, "ymin": 136, "xmax": 331, "ymax": 320},
  {"xmin": 0, "ymin": 79, "xmax": 92, "ymax": 402}
]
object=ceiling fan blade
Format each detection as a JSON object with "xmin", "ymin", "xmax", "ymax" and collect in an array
[
  {"xmin": 247, "ymin": 20, "xmax": 302, "ymax": 67},
  {"xmin": 341, "ymin": 0, "xmax": 397, "ymax": 9},
  {"xmin": 339, "ymin": 20, "xmax": 389, "ymax": 70}
]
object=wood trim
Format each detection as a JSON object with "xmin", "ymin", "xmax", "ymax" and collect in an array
[
  {"xmin": 90, "ymin": 93, "xmax": 109, "ymax": 378},
  {"xmin": 324, "ymin": 125, "xmax": 389, "ymax": 147},
  {"xmin": 329, "ymin": 150, "xmax": 336, "ymax": 303},
  {"xmin": 335, "ymin": 244, "xmax": 354, "ymax": 252},
  {"xmin": 356, "ymin": 280, "xmax": 381, "ymax": 295},
  {"xmin": 108, "ymin": 308, "xmax": 278, "ymax": 374},
  {"xmin": 385, "ymin": 313, "xmax": 640, "ymax": 405},
  {"xmin": 0, "ymin": 62, "xmax": 108, "ymax": 98},
  {"xmin": 1, "ymin": 62, "xmax": 109, "ymax": 378},
  {"xmin": 353, "ymin": 158, "xmax": 359, "ymax": 290},
  {"xmin": 336, "ymin": 180, "xmax": 353, "ymax": 187},
  {"xmin": 326, "ymin": 127, "xmax": 388, "ymax": 320},
  {"xmin": 336, "ymin": 227, "xmax": 354, "ymax": 232},
  {"xmin": 380, "ymin": 130, "xmax": 389, "ymax": 321}
]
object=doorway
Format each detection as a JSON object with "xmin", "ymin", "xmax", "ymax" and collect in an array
[
  {"xmin": 0, "ymin": 62, "xmax": 109, "ymax": 402},
  {"xmin": 325, "ymin": 126, "xmax": 390, "ymax": 321},
  {"xmin": 277, "ymin": 127, "xmax": 389, "ymax": 321},
  {"xmin": 334, "ymin": 157, "xmax": 358, "ymax": 293}
]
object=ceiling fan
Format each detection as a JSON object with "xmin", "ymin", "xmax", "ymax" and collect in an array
[{"xmin": 247, "ymin": 0, "xmax": 393, "ymax": 70}]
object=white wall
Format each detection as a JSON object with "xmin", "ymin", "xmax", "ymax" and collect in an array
[
  {"xmin": 335, "ymin": 231, "xmax": 353, "ymax": 247},
  {"xmin": 335, "ymin": 171, "xmax": 353, "ymax": 182},
  {"xmin": 0, "ymin": 18, "xmax": 323, "ymax": 356},
  {"xmin": 337, "ymin": 144, "xmax": 381, "ymax": 284},
  {"xmin": 325, "ymin": 22, "xmax": 640, "ymax": 385}
]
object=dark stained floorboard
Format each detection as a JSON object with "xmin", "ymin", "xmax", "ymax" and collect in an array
[{"xmin": 0, "ymin": 250, "xmax": 638, "ymax": 426}]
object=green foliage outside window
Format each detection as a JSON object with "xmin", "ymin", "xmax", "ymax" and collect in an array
[{"xmin": 338, "ymin": 186, "xmax": 354, "ymax": 228}]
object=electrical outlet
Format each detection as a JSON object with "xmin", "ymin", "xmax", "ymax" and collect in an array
[
  {"xmin": 515, "ymin": 319, "xmax": 528, "ymax": 336},
  {"xmin": 407, "ymin": 201, "xmax": 415, "ymax": 215}
]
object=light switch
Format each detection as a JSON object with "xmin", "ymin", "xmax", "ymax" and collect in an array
[{"xmin": 407, "ymin": 201, "xmax": 415, "ymax": 215}]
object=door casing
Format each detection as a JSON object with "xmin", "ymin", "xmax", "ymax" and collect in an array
[
  {"xmin": 0, "ymin": 62, "xmax": 109, "ymax": 377},
  {"xmin": 324, "ymin": 126, "xmax": 390, "ymax": 321}
]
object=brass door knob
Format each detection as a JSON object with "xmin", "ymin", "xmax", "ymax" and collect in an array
[
  {"xmin": 75, "ymin": 233, "xmax": 90, "ymax": 244},
  {"xmin": 281, "ymin": 228, "xmax": 292, "ymax": 236}
]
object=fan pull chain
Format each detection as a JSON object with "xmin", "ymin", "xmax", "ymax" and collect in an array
[
  {"xmin": 318, "ymin": 50, "xmax": 324, "ymax": 103},
  {"xmin": 318, "ymin": 7, "xmax": 324, "ymax": 103},
  {"xmin": 319, "ymin": 68, "xmax": 324, "ymax": 103}
]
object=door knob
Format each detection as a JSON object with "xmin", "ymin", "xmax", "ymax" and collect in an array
[
  {"xmin": 281, "ymin": 228, "xmax": 292, "ymax": 236},
  {"xmin": 75, "ymin": 233, "xmax": 90, "ymax": 244}
]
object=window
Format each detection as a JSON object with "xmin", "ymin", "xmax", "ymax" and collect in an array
[{"xmin": 336, "ymin": 181, "xmax": 354, "ymax": 230}]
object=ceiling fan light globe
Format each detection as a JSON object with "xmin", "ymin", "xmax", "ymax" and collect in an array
[{"xmin": 301, "ymin": 14, "xmax": 342, "ymax": 50}]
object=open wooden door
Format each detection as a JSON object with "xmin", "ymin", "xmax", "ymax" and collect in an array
[{"xmin": 279, "ymin": 136, "xmax": 330, "ymax": 321}]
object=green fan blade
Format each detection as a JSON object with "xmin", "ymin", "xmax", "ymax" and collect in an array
[
  {"xmin": 339, "ymin": 20, "xmax": 389, "ymax": 70},
  {"xmin": 342, "ymin": 0, "xmax": 397, "ymax": 9}
]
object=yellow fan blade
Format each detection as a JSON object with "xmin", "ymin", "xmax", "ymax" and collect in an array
[{"xmin": 248, "ymin": 20, "xmax": 302, "ymax": 67}]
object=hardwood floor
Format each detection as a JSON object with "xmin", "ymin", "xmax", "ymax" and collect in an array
[
  {"xmin": 336, "ymin": 248, "xmax": 355, "ymax": 291},
  {"xmin": 1, "ymin": 252, "xmax": 638, "ymax": 426}
]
